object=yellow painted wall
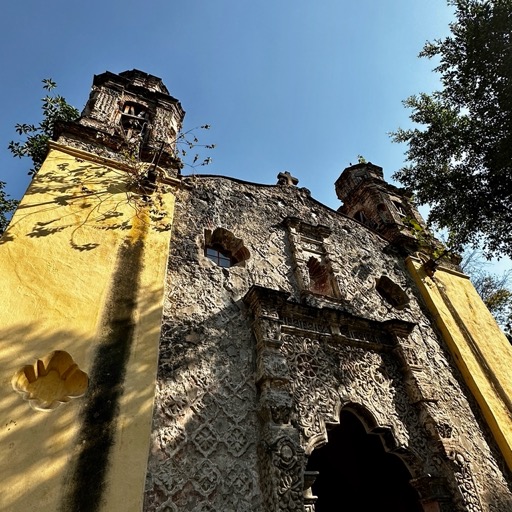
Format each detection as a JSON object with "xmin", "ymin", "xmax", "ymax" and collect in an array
[
  {"xmin": 407, "ymin": 256, "xmax": 512, "ymax": 471},
  {"xmin": 0, "ymin": 142, "xmax": 175, "ymax": 512}
]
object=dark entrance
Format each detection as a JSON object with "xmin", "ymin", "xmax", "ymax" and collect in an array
[{"xmin": 306, "ymin": 410, "xmax": 423, "ymax": 511}]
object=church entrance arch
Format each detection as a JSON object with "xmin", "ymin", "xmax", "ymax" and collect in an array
[{"xmin": 306, "ymin": 409, "xmax": 423, "ymax": 512}]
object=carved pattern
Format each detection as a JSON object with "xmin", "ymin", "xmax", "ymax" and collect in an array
[
  {"xmin": 244, "ymin": 288, "xmax": 306, "ymax": 512},
  {"xmin": 91, "ymin": 89, "xmax": 120, "ymax": 123},
  {"xmin": 260, "ymin": 426, "xmax": 305, "ymax": 512},
  {"xmin": 145, "ymin": 345, "xmax": 262, "ymax": 511},
  {"xmin": 281, "ymin": 334, "xmax": 418, "ymax": 451},
  {"xmin": 449, "ymin": 451, "xmax": 484, "ymax": 512}
]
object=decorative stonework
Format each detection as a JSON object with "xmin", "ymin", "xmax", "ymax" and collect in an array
[
  {"xmin": 146, "ymin": 176, "xmax": 512, "ymax": 511},
  {"xmin": 242, "ymin": 284, "xmax": 510, "ymax": 511},
  {"xmin": 12, "ymin": 350, "xmax": 88, "ymax": 411},
  {"xmin": 445, "ymin": 450, "xmax": 484, "ymax": 512},
  {"xmin": 242, "ymin": 285, "xmax": 446, "ymax": 510},
  {"xmin": 145, "ymin": 316, "xmax": 263, "ymax": 511},
  {"xmin": 284, "ymin": 217, "xmax": 342, "ymax": 300}
]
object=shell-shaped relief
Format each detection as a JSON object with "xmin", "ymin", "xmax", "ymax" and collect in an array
[{"xmin": 12, "ymin": 350, "xmax": 88, "ymax": 411}]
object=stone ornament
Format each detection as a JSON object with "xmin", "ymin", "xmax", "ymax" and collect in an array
[
  {"xmin": 276, "ymin": 171, "xmax": 299, "ymax": 186},
  {"xmin": 12, "ymin": 350, "xmax": 88, "ymax": 411}
]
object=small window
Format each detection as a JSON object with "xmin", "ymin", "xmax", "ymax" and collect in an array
[
  {"xmin": 354, "ymin": 210, "xmax": 377, "ymax": 229},
  {"xmin": 354, "ymin": 210, "xmax": 368, "ymax": 224},
  {"xmin": 205, "ymin": 245, "xmax": 233, "ymax": 268},
  {"xmin": 307, "ymin": 257, "xmax": 338, "ymax": 297},
  {"xmin": 203, "ymin": 227, "xmax": 250, "ymax": 267}
]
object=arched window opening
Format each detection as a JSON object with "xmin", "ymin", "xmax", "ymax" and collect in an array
[
  {"xmin": 353, "ymin": 210, "xmax": 378, "ymax": 230},
  {"xmin": 120, "ymin": 101, "xmax": 149, "ymax": 141},
  {"xmin": 307, "ymin": 257, "xmax": 338, "ymax": 297},
  {"xmin": 393, "ymin": 200, "xmax": 408, "ymax": 219},
  {"xmin": 306, "ymin": 410, "xmax": 422, "ymax": 512},
  {"xmin": 354, "ymin": 210, "xmax": 368, "ymax": 225},
  {"xmin": 204, "ymin": 227, "xmax": 250, "ymax": 268}
]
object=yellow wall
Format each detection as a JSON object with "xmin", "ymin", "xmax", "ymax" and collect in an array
[
  {"xmin": 0, "ymin": 142, "xmax": 175, "ymax": 512},
  {"xmin": 407, "ymin": 256, "xmax": 512, "ymax": 471}
]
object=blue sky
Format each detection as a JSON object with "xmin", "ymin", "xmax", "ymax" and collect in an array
[{"xmin": 1, "ymin": 1, "xmax": 508, "ymax": 271}]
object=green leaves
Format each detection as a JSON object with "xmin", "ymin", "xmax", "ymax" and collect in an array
[
  {"xmin": 392, "ymin": 0, "xmax": 512, "ymax": 259},
  {"xmin": 175, "ymin": 125, "xmax": 215, "ymax": 170},
  {"xmin": 42, "ymin": 78, "xmax": 57, "ymax": 91},
  {"xmin": 8, "ymin": 78, "xmax": 79, "ymax": 175},
  {"xmin": 0, "ymin": 181, "xmax": 18, "ymax": 235},
  {"xmin": 466, "ymin": 260, "xmax": 512, "ymax": 340}
]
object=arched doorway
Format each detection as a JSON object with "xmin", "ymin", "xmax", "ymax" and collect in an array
[{"xmin": 306, "ymin": 410, "xmax": 423, "ymax": 511}]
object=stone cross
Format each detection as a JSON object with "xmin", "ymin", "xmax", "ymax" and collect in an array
[{"xmin": 277, "ymin": 171, "xmax": 299, "ymax": 186}]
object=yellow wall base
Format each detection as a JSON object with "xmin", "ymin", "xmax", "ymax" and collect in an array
[{"xmin": 0, "ymin": 143, "xmax": 175, "ymax": 512}]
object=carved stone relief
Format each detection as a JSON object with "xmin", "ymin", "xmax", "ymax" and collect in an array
[
  {"xmin": 145, "ymin": 177, "xmax": 512, "ymax": 512},
  {"xmin": 243, "ymin": 283, "xmax": 510, "ymax": 511},
  {"xmin": 144, "ymin": 316, "xmax": 263, "ymax": 512},
  {"xmin": 89, "ymin": 88, "xmax": 121, "ymax": 124}
]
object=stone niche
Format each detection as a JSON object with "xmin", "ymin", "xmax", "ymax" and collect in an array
[{"xmin": 12, "ymin": 350, "xmax": 88, "ymax": 411}]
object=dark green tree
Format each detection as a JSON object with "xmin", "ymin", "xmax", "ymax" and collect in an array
[
  {"xmin": 473, "ymin": 272, "xmax": 512, "ymax": 341},
  {"xmin": 392, "ymin": 0, "xmax": 512, "ymax": 258},
  {"xmin": 0, "ymin": 181, "xmax": 18, "ymax": 235},
  {"xmin": 8, "ymin": 78, "xmax": 80, "ymax": 176},
  {"xmin": 1, "ymin": 79, "xmax": 80, "ymax": 235}
]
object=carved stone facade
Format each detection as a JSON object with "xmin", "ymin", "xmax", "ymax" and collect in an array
[{"xmin": 145, "ymin": 174, "xmax": 512, "ymax": 511}]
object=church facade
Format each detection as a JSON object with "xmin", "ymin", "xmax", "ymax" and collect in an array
[{"xmin": 1, "ymin": 70, "xmax": 512, "ymax": 511}]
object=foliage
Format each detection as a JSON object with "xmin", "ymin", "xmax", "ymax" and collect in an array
[
  {"xmin": 2, "ymin": 79, "xmax": 78, "ymax": 233},
  {"xmin": 0, "ymin": 181, "xmax": 18, "ymax": 235},
  {"xmin": 473, "ymin": 272, "xmax": 512, "ymax": 341},
  {"xmin": 118, "ymin": 124, "xmax": 215, "ymax": 206},
  {"xmin": 402, "ymin": 215, "xmax": 448, "ymax": 261},
  {"xmin": 391, "ymin": 0, "xmax": 512, "ymax": 259},
  {"xmin": 8, "ymin": 78, "xmax": 80, "ymax": 175},
  {"xmin": 175, "ymin": 125, "xmax": 215, "ymax": 169}
]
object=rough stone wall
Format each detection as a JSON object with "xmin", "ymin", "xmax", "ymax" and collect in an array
[{"xmin": 144, "ymin": 176, "xmax": 512, "ymax": 511}]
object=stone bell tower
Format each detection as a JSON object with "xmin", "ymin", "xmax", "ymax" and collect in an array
[
  {"xmin": 335, "ymin": 162, "xmax": 429, "ymax": 252},
  {"xmin": 56, "ymin": 69, "xmax": 185, "ymax": 175}
]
